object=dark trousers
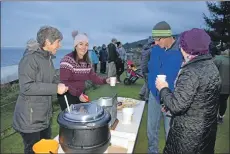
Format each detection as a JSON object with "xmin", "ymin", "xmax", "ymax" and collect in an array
[
  {"xmin": 219, "ymin": 94, "xmax": 229, "ymax": 116},
  {"xmin": 100, "ymin": 62, "xmax": 106, "ymax": 73},
  {"xmin": 139, "ymin": 73, "xmax": 149, "ymax": 101},
  {"xmin": 94, "ymin": 64, "xmax": 97, "ymax": 72},
  {"xmin": 116, "ymin": 61, "xmax": 124, "ymax": 77},
  {"xmin": 57, "ymin": 92, "xmax": 83, "ymax": 111},
  {"xmin": 20, "ymin": 126, "xmax": 51, "ymax": 154}
]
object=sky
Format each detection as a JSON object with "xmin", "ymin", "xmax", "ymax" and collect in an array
[{"xmin": 1, "ymin": 1, "xmax": 210, "ymax": 49}]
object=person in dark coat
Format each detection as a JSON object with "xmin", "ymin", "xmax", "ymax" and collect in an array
[
  {"xmin": 107, "ymin": 38, "xmax": 119, "ymax": 77},
  {"xmin": 214, "ymin": 49, "xmax": 230, "ymax": 124},
  {"xmin": 139, "ymin": 37, "xmax": 154, "ymax": 102},
  {"xmin": 99, "ymin": 44, "xmax": 108, "ymax": 74},
  {"xmin": 155, "ymin": 28, "xmax": 221, "ymax": 154},
  {"xmin": 13, "ymin": 26, "xmax": 68, "ymax": 154}
]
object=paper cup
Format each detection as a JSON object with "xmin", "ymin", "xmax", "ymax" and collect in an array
[
  {"xmin": 157, "ymin": 75, "xmax": 166, "ymax": 82},
  {"xmin": 122, "ymin": 108, "xmax": 134, "ymax": 124},
  {"xmin": 110, "ymin": 77, "xmax": 117, "ymax": 86}
]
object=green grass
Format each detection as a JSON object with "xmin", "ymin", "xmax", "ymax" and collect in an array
[
  {"xmin": 0, "ymin": 84, "xmax": 20, "ymax": 132},
  {"xmin": 1, "ymin": 75, "xmax": 229, "ymax": 153},
  {"xmin": 0, "ymin": 84, "xmax": 19, "ymax": 106}
]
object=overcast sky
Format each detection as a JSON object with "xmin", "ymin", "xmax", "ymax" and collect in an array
[{"xmin": 1, "ymin": 1, "xmax": 210, "ymax": 49}]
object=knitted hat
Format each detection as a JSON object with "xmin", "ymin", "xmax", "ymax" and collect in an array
[
  {"xmin": 72, "ymin": 30, "xmax": 88, "ymax": 47},
  {"xmin": 180, "ymin": 28, "xmax": 211, "ymax": 55},
  {"xmin": 152, "ymin": 21, "xmax": 172, "ymax": 38}
]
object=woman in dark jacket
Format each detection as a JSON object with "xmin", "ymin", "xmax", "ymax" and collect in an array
[{"xmin": 155, "ymin": 28, "xmax": 221, "ymax": 154}]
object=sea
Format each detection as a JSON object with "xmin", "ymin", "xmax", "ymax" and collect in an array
[{"xmin": 1, "ymin": 47, "xmax": 75, "ymax": 84}]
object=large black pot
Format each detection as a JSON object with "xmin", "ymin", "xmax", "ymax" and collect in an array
[{"xmin": 57, "ymin": 103, "xmax": 111, "ymax": 153}]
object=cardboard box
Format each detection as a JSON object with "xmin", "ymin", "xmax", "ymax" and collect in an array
[{"xmin": 105, "ymin": 130, "xmax": 136, "ymax": 153}]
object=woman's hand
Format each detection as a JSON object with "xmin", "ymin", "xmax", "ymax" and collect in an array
[
  {"xmin": 79, "ymin": 93, "xmax": 88, "ymax": 102},
  {"xmin": 106, "ymin": 78, "xmax": 110, "ymax": 84},
  {"xmin": 155, "ymin": 78, "xmax": 169, "ymax": 91}
]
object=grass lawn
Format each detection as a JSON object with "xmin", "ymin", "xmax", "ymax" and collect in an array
[
  {"xmin": 1, "ymin": 75, "xmax": 229, "ymax": 153},
  {"xmin": 0, "ymin": 84, "xmax": 20, "ymax": 132}
]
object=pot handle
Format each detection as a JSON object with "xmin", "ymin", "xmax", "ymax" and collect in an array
[{"xmin": 86, "ymin": 123, "xmax": 96, "ymax": 127}]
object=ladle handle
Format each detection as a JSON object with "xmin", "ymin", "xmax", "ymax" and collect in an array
[{"xmin": 64, "ymin": 95, "xmax": 71, "ymax": 113}]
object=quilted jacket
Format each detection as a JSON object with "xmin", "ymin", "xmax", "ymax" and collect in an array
[{"xmin": 159, "ymin": 54, "xmax": 221, "ymax": 154}]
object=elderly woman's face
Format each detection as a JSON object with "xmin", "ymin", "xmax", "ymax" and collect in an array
[
  {"xmin": 75, "ymin": 41, "xmax": 89, "ymax": 58},
  {"xmin": 46, "ymin": 39, "xmax": 62, "ymax": 55}
]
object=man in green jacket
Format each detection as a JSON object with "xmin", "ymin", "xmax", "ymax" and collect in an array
[{"xmin": 214, "ymin": 49, "xmax": 230, "ymax": 124}]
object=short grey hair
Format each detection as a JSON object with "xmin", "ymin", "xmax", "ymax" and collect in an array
[
  {"xmin": 37, "ymin": 26, "xmax": 63, "ymax": 47},
  {"xmin": 111, "ymin": 38, "xmax": 117, "ymax": 43}
]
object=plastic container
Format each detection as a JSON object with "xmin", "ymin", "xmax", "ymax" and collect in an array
[{"xmin": 32, "ymin": 139, "xmax": 59, "ymax": 154}]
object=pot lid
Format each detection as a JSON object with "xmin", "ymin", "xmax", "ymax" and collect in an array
[{"xmin": 62, "ymin": 103, "xmax": 105, "ymax": 123}]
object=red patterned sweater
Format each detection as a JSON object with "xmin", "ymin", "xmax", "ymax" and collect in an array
[{"xmin": 60, "ymin": 52, "xmax": 107, "ymax": 96}]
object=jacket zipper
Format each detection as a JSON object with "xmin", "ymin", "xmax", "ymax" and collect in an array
[
  {"xmin": 30, "ymin": 108, "xmax": 33, "ymax": 124},
  {"xmin": 47, "ymin": 55, "xmax": 52, "ymax": 124},
  {"xmin": 156, "ymin": 56, "xmax": 163, "ymax": 96}
]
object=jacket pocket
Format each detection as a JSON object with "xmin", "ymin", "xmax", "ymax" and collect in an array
[
  {"xmin": 26, "ymin": 97, "xmax": 33, "ymax": 125},
  {"xmin": 29, "ymin": 96, "xmax": 49, "ymax": 125}
]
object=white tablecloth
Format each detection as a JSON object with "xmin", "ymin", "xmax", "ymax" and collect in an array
[{"xmin": 54, "ymin": 97, "xmax": 145, "ymax": 153}]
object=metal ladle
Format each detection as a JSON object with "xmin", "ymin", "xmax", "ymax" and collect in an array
[{"xmin": 64, "ymin": 95, "xmax": 71, "ymax": 113}]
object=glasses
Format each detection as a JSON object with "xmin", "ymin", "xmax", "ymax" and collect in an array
[{"xmin": 153, "ymin": 38, "xmax": 162, "ymax": 41}]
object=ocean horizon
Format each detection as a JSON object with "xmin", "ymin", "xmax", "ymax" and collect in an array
[
  {"xmin": 1, "ymin": 47, "xmax": 88, "ymax": 84},
  {"xmin": 1, "ymin": 47, "xmax": 75, "ymax": 67}
]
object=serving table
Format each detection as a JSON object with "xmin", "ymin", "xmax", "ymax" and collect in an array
[{"xmin": 54, "ymin": 97, "xmax": 146, "ymax": 153}]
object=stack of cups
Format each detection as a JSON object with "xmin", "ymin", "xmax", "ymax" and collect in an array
[
  {"xmin": 110, "ymin": 77, "xmax": 117, "ymax": 87},
  {"xmin": 122, "ymin": 108, "xmax": 134, "ymax": 124}
]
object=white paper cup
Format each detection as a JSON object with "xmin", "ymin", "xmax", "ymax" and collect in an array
[
  {"xmin": 157, "ymin": 75, "xmax": 166, "ymax": 82},
  {"xmin": 122, "ymin": 108, "xmax": 134, "ymax": 124},
  {"xmin": 110, "ymin": 77, "xmax": 117, "ymax": 86}
]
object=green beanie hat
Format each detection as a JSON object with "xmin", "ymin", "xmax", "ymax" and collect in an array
[{"xmin": 152, "ymin": 21, "xmax": 172, "ymax": 38}]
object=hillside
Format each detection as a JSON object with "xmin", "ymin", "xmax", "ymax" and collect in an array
[{"xmin": 123, "ymin": 34, "xmax": 179, "ymax": 50}]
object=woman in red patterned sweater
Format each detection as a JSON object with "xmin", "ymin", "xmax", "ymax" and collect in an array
[{"xmin": 58, "ymin": 31, "xmax": 110, "ymax": 110}]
